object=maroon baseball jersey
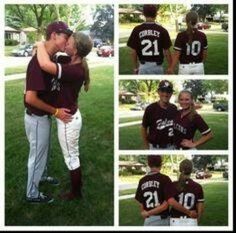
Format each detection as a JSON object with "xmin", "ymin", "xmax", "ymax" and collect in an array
[
  {"xmin": 24, "ymin": 55, "xmax": 57, "ymax": 116},
  {"xmin": 135, "ymin": 172, "xmax": 175, "ymax": 215},
  {"xmin": 174, "ymin": 29, "xmax": 207, "ymax": 64},
  {"xmin": 173, "ymin": 110, "xmax": 211, "ymax": 149},
  {"xmin": 55, "ymin": 56, "xmax": 85, "ymax": 115},
  {"xmin": 170, "ymin": 179, "xmax": 204, "ymax": 218},
  {"xmin": 127, "ymin": 22, "xmax": 172, "ymax": 63},
  {"xmin": 142, "ymin": 102, "xmax": 178, "ymax": 148}
]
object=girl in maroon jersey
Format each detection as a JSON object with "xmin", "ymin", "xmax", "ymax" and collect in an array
[
  {"xmin": 35, "ymin": 32, "xmax": 93, "ymax": 200},
  {"xmin": 170, "ymin": 159, "xmax": 204, "ymax": 226},
  {"xmin": 173, "ymin": 90, "xmax": 213, "ymax": 149},
  {"xmin": 167, "ymin": 11, "xmax": 208, "ymax": 75}
]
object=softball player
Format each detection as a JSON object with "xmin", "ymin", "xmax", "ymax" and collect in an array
[
  {"xmin": 167, "ymin": 11, "xmax": 208, "ymax": 75},
  {"xmin": 141, "ymin": 80, "xmax": 178, "ymax": 150},
  {"xmin": 127, "ymin": 4, "xmax": 172, "ymax": 74},
  {"xmin": 24, "ymin": 21, "xmax": 73, "ymax": 204},
  {"xmin": 173, "ymin": 90, "xmax": 213, "ymax": 149},
  {"xmin": 170, "ymin": 159, "xmax": 204, "ymax": 226},
  {"xmin": 36, "ymin": 32, "xmax": 93, "ymax": 200}
]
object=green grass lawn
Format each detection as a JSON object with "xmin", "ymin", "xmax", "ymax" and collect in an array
[
  {"xmin": 5, "ymin": 45, "xmax": 18, "ymax": 56},
  {"xmin": 119, "ymin": 113, "xmax": 228, "ymax": 150},
  {"xmin": 119, "ymin": 33, "xmax": 228, "ymax": 75},
  {"xmin": 5, "ymin": 66, "xmax": 114, "ymax": 226},
  {"xmin": 119, "ymin": 182, "xmax": 228, "ymax": 226},
  {"xmin": 5, "ymin": 66, "xmax": 27, "ymax": 75}
]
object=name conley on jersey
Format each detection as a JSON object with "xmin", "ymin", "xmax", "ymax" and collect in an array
[
  {"xmin": 141, "ymin": 180, "xmax": 160, "ymax": 190},
  {"xmin": 156, "ymin": 119, "xmax": 173, "ymax": 130},
  {"xmin": 139, "ymin": 30, "xmax": 160, "ymax": 38}
]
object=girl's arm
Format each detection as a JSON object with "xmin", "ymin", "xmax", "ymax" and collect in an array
[
  {"xmin": 36, "ymin": 42, "xmax": 57, "ymax": 75},
  {"xmin": 166, "ymin": 50, "xmax": 180, "ymax": 74}
]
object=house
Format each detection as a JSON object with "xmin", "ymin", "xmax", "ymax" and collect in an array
[{"xmin": 5, "ymin": 26, "xmax": 20, "ymax": 42}]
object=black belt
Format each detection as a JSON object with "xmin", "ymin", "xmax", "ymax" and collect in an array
[
  {"xmin": 180, "ymin": 62, "xmax": 202, "ymax": 65},
  {"xmin": 147, "ymin": 214, "xmax": 168, "ymax": 219},
  {"xmin": 152, "ymin": 143, "xmax": 168, "ymax": 149},
  {"xmin": 140, "ymin": 60, "xmax": 162, "ymax": 65},
  {"xmin": 26, "ymin": 109, "xmax": 50, "ymax": 118}
]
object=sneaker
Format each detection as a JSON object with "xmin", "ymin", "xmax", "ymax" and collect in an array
[
  {"xmin": 40, "ymin": 176, "xmax": 60, "ymax": 186},
  {"xmin": 26, "ymin": 192, "xmax": 54, "ymax": 204}
]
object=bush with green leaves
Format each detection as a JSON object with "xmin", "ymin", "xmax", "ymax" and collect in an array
[{"xmin": 5, "ymin": 39, "xmax": 19, "ymax": 46}]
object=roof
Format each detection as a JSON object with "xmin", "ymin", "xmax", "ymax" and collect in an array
[
  {"xmin": 119, "ymin": 8, "xmax": 142, "ymax": 14},
  {"xmin": 119, "ymin": 161, "xmax": 145, "ymax": 167},
  {"xmin": 5, "ymin": 26, "xmax": 19, "ymax": 32},
  {"xmin": 22, "ymin": 27, "xmax": 37, "ymax": 32}
]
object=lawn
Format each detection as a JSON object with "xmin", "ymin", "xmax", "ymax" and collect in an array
[
  {"xmin": 119, "ymin": 182, "xmax": 228, "ymax": 226},
  {"xmin": 119, "ymin": 113, "xmax": 228, "ymax": 150},
  {"xmin": 5, "ymin": 66, "xmax": 114, "ymax": 226},
  {"xmin": 119, "ymin": 33, "xmax": 228, "ymax": 75}
]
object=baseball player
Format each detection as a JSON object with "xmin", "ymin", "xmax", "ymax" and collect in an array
[
  {"xmin": 141, "ymin": 80, "xmax": 178, "ymax": 150},
  {"xmin": 35, "ymin": 32, "xmax": 93, "ymax": 201},
  {"xmin": 127, "ymin": 4, "xmax": 172, "ymax": 74},
  {"xmin": 135, "ymin": 155, "xmax": 198, "ymax": 226},
  {"xmin": 24, "ymin": 21, "xmax": 73, "ymax": 203},
  {"xmin": 170, "ymin": 159, "xmax": 204, "ymax": 226},
  {"xmin": 167, "ymin": 11, "xmax": 208, "ymax": 75},
  {"xmin": 173, "ymin": 90, "xmax": 213, "ymax": 149}
]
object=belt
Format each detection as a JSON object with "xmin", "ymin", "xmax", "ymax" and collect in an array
[
  {"xmin": 26, "ymin": 109, "xmax": 51, "ymax": 118},
  {"xmin": 180, "ymin": 62, "xmax": 202, "ymax": 65},
  {"xmin": 140, "ymin": 60, "xmax": 162, "ymax": 65},
  {"xmin": 147, "ymin": 214, "xmax": 168, "ymax": 219}
]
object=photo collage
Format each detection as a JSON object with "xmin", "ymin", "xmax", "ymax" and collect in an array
[{"xmin": 1, "ymin": 0, "xmax": 233, "ymax": 231}]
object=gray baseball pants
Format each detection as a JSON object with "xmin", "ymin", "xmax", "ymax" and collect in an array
[
  {"xmin": 138, "ymin": 62, "xmax": 164, "ymax": 74},
  {"xmin": 24, "ymin": 112, "xmax": 51, "ymax": 198},
  {"xmin": 144, "ymin": 216, "xmax": 170, "ymax": 226}
]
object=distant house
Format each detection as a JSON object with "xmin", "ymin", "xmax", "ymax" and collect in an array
[
  {"xmin": 119, "ymin": 161, "xmax": 146, "ymax": 172},
  {"xmin": 5, "ymin": 26, "xmax": 20, "ymax": 42},
  {"xmin": 119, "ymin": 8, "xmax": 143, "ymax": 21}
]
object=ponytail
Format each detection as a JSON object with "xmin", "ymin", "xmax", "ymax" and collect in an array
[
  {"xmin": 81, "ymin": 58, "xmax": 90, "ymax": 92},
  {"xmin": 176, "ymin": 172, "xmax": 189, "ymax": 192},
  {"xmin": 186, "ymin": 11, "xmax": 199, "ymax": 44}
]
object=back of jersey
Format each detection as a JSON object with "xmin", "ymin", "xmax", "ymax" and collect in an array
[
  {"xmin": 135, "ymin": 172, "xmax": 173, "ymax": 216},
  {"xmin": 127, "ymin": 22, "xmax": 172, "ymax": 63}
]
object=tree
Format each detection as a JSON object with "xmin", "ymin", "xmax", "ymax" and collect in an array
[
  {"xmin": 90, "ymin": 5, "xmax": 114, "ymax": 43},
  {"xmin": 183, "ymin": 80, "xmax": 207, "ymax": 102}
]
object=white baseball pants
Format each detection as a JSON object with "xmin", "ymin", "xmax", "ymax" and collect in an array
[
  {"xmin": 57, "ymin": 109, "xmax": 82, "ymax": 171},
  {"xmin": 170, "ymin": 217, "xmax": 198, "ymax": 226},
  {"xmin": 178, "ymin": 62, "xmax": 204, "ymax": 75}
]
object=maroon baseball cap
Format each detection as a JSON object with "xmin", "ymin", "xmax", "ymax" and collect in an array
[
  {"xmin": 158, "ymin": 80, "xmax": 174, "ymax": 93},
  {"xmin": 46, "ymin": 21, "xmax": 73, "ymax": 38}
]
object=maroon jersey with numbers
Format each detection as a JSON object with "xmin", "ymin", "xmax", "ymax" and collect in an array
[
  {"xmin": 170, "ymin": 179, "xmax": 204, "ymax": 218},
  {"xmin": 127, "ymin": 22, "xmax": 172, "ymax": 63},
  {"xmin": 142, "ymin": 102, "xmax": 178, "ymax": 148},
  {"xmin": 24, "ymin": 55, "xmax": 57, "ymax": 116},
  {"xmin": 173, "ymin": 110, "xmax": 211, "ymax": 149},
  {"xmin": 174, "ymin": 29, "xmax": 208, "ymax": 64},
  {"xmin": 55, "ymin": 56, "xmax": 85, "ymax": 115},
  {"xmin": 135, "ymin": 172, "xmax": 175, "ymax": 215}
]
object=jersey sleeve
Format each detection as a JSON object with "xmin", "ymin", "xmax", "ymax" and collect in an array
[
  {"xmin": 26, "ymin": 56, "xmax": 46, "ymax": 91},
  {"xmin": 142, "ymin": 107, "xmax": 150, "ymax": 128},
  {"xmin": 194, "ymin": 114, "xmax": 211, "ymax": 135},
  {"xmin": 127, "ymin": 27, "xmax": 138, "ymax": 50},
  {"xmin": 174, "ymin": 33, "xmax": 183, "ymax": 51},
  {"xmin": 202, "ymin": 33, "xmax": 208, "ymax": 50},
  {"xmin": 196, "ymin": 184, "xmax": 204, "ymax": 203},
  {"xmin": 162, "ymin": 28, "xmax": 172, "ymax": 50},
  {"xmin": 56, "ymin": 63, "xmax": 84, "ymax": 83},
  {"xmin": 135, "ymin": 180, "xmax": 143, "ymax": 204}
]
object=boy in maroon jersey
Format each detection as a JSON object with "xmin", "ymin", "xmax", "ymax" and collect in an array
[
  {"xmin": 173, "ymin": 90, "xmax": 213, "ymax": 149},
  {"xmin": 141, "ymin": 80, "xmax": 178, "ymax": 149},
  {"xmin": 167, "ymin": 11, "xmax": 208, "ymax": 75},
  {"xmin": 127, "ymin": 4, "xmax": 172, "ymax": 74},
  {"xmin": 135, "ymin": 155, "xmax": 198, "ymax": 226},
  {"xmin": 170, "ymin": 159, "xmax": 204, "ymax": 226},
  {"xmin": 35, "ymin": 32, "xmax": 93, "ymax": 201}
]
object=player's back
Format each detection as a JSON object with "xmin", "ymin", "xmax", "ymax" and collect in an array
[
  {"xmin": 174, "ymin": 29, "xmax": 207, "ymax": 64},
  {"xmin": 135, "ymin": 172, "xmax": 173, "ymax": 216},
  {"xmin": 170, "ymin": 178, "xmax": 204, "ymax": 217},
  {"xmin": 127, "ymin": 22, "xmax": 171, "ymax": 63}
]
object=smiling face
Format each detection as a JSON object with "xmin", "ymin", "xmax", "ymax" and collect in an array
[
  {"xmin": 158, "ymin": 89, "xmax": 172, "ymax": 104},
  {"xmin": 178, "ymin": 91, "xmax": 193, "ymax": 110}
]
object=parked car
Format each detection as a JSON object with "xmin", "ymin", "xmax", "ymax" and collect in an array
[
  {"xmin": 223, "ymin": 169, "xmax": 228, "ymax": 179},
  {"xmin": 130, "ymin": 102, "xmax": 149, "ymax": 111},
  {"xmin": 12, "ymin": 44, "xmax": 33, "ymax": 57},
  {"xmin": 97, "ymin": 45, "xmax": 114, "ymax": 57},
  {"xmin": 213, "ymin": 101, "xmax": 228, "ymax": 112},
  {"xmin": 93, "ymin": 38, "xmax": 103, "ymax": 48},
  {"xmin": 195, "ymin": 170, "xmax": 212, "ymax": 179},
  {"xmin": 221, "ymin": 22, "xmax": 228, "ymax": 32},
  {"xmin": 197, "ymin": 22, "xmax": 211, "ymax": 30}
]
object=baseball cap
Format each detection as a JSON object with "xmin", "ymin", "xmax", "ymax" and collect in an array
[
  {"xmin": 179, "ymin": 159, "xmax": 193, "ymax": 175},
  {"xmin": 46, "ymin": 21, "xmax": 73, "ymax": 38},
  {"xmin": 147, "ymin": 155, "xmax": 162, "ymax": 168},
  {"xmin": 157, "ymin": 80, "xmax": 174, "ymax": 93},
  {"xmin": 143, "ymin": 4, "xmax": 158, "ymax": 18}
]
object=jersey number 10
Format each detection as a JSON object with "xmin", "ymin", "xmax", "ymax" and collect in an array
[
  {"xmin": 186, "ymin": 41, "xmax": 201, "ymax": 56},
  {"xmin": 141, "ymin": 39, "xmax": 159, "ymax": 56}
]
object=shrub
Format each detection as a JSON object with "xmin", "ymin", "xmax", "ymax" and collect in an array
[{"xmin": 5, "ymin": 39, "xmax": 19, "ymax": 46}]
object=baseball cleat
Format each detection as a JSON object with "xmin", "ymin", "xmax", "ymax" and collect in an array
[
  {"xmin": 40, "ymin": 176, "xmax": 60, "ymax": 186},
  {"xmin": 26, "ymin": 192, "xmax": 54, "ymax": 204}
]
